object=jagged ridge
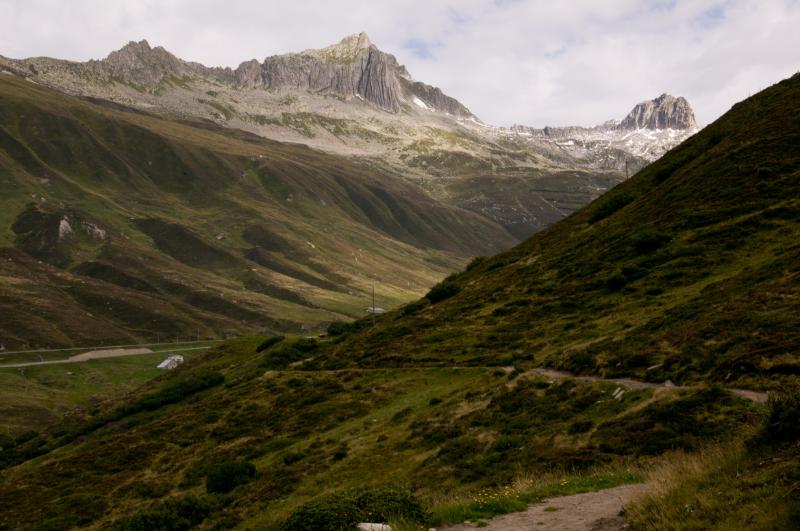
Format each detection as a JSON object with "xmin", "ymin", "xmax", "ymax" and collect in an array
[{"xmin": 1, "ymin": 33, "xmax": 474, "ymax": 116}]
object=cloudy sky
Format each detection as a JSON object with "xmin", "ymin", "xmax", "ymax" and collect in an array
[{"xmin": 1, "ymin": 0, "xmax": 798, "ymax": 126}]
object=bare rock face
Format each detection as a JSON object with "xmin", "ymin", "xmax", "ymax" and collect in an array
[
  {"xmin": 619, "ymin": 93, "xmax": 697, "ymax": 130},
  {"xmin": 405, "ymin": 79, "xmax": 473, "ymax": 117},
  {"xmin": 233, "ymin": 32, "xmax": 471, "ymax": 115}
]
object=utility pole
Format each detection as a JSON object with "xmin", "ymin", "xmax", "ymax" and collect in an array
[
  {"xmin": 625, "ymin": 159, "xmax": 629, "ymax": 179},
  {"xmin": 371, "ymin": 284, "xmax": 376, "ymax": 326}
]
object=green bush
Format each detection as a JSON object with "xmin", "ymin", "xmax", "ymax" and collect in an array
[
  {"xmin": 401, "ymin": 300, "xmax": 428, "ymax": 316},
  {"xmin": 632, "ymin": 230, "xmax": 672, "ymax": 255},
  {"xmin": 69, "ymin": 371, "xmax": 225, "ymax": 443},
  {"xmin": 206, "ymin": 460, "xmax": 257, "ymax": 494},
  {"xmin": 568, "ymin": 420, "xmax": 594, "ymax": 434},
  {"xmin": 112, "ymin": 495, "xmax": 211, "ymax": 531},
  {"xmin": 466, "ymin": 256, "xmax": 487, "ymax": 271},
  {"xmin": 606, "ymin": 274, "xmax": 628, "ymax": 291},
  {"xmin": 763, "ymin": 384, "xmax": 800, "ymax": 443},
  {"xmin": 588, "ymin": 193, "xmax": 635, "ymax": 224},
  {"xmin": 326, "ymin": 321, "xmax": 353, "ymax": 336},
  {"xmin": 425, "ymin": 280, "xmax": 461, "ymax": 303},
  {"xmin": 260, "ymin": 338, "xmax": 319, "ymax": 369},
  {"xmin": 256, "ymin": 336, "xmax": 285, "ymax": 352},
  {"xmin": 118, "ymin": 372, "xmax": 224, "ymax": 417},
  {"xmin": 13, "ymin": 430, "xmax": 39, "ymax": 445},
  {"xmin": 278, "ymin": 485, "xmax": 428, "ymax": 531}
]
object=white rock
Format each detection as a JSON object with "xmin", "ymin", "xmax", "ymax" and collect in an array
[
  {"xmin": 357, "ymin": 524, "xmax": 392, "ymax": 531},
  {"xmin": 58, "ymin": 218, "xmax": 73, "ymax": 240}
]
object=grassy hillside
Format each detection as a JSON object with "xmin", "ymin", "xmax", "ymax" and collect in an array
[
  {"xmin": 0, "ymin": 337, "xmax": 758, "ymax": 530},
  {"xmin": 0, "ymin": 75, "xmax": 797, "ymax": 530},
  {"xmin": 0, "ymin": 348, "xmax": 208, "ymax": 437},
  {"xmin": 0, "ymin": 75, "xmax": 515, "ymax": 349},
  {"xmin": 324, "ymin": 73, "xmax": 800, "ymax": 391}
]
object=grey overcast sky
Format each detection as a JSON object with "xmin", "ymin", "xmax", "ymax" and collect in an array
[{"xmin": 1, "ymin": 0, "xmax": 798, "ymax": 127}]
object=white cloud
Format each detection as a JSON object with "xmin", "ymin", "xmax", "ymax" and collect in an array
[{"xmin": 1, "ymin": 0, "xmax": 797, "ymax": 126}]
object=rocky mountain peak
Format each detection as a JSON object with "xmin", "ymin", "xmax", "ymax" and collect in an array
[
  {"xmin": 231, "ymin": 33, "xmax": 474, "ymax": 116},
  {"xmin": 338, "ymin": 32, "xmax": 372, "ymax": 50},
  {"xmin": 302, "ymin": 32, "xmax": 374, "ymax": 64},
  {"xmin": 619, "ymin": 93, "xmax": 697, "ymax": 130},
  {"xmin": 98, "ymin": 39, "xmax": 185, "ymax": 87},
  {"xmin": 116, "ymin": 39, "xmax": 152, "ymax": 53}
]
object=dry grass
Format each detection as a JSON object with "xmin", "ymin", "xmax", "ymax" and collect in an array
[{"xmin": 626, "ymin": 427, "xmax": 800, "ymax": 530}]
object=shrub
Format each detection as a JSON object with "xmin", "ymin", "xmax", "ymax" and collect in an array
[
  {"xmin": 763, "ymin": 384, "xmax": 800, "ymax": 443},
  {"xmin": 606, "ymin": 273, "xmax": 628, "ymax": 291},
  {"xmin": 326, "ymin": 321, "xmax": 353, "ymax": 336},
  {"xmin": 331, "ymin": 445, "xmax": 349, "ymax": 461},
  {"xmin": 588, "ymin": 193, "xmax": 635, "ymax": 224},
  {"xmin": 260, "ymin": 338, "xmax": 319, "ymax": 369},
  {"xmin": 466, "ymin": 256, "xmax": 487, "ymax": 271},
  {"xmin": 293, "ymin": 338, "xmax": 319, "ymax": 353},
  {"xmin": 69, "ymin": 371, "xmax": 225, "ymax": 442},
  {"xmin": 256, "ymin": 336, "xmax": 284, "ymax": 352},
  {"xmin": 278, "ymin": 485, "xmax": 428, "ymax": 531},
  {"xmin": 568, "ymin": 420, "xmax": 594, "ymax": 434},
  {"xmin": 401, "ymin": 300, "xmax": 427, "ymax": 316},
  {"xmin": 426, "ymin": 280, "xmax": 461, "ymax": 303},
  {"xmin": 206, "ymin": 460, "xmax": 257, "ymax": 494},
  {"xmin": 632, "ymin": 230, "xmax": 672, "ymax": 255},
  {"xmin": 13, "ymin": 430, "xmax": 39, "ymax": 445},
  {"xmin": 112, "ymin": 495, "xmax": 211, "ymax": 531},
  {"xmin": 282, "ymin": 451, "xmax": 307, "ymax": 466},
  {"xmin": 119, "ymin": 372, "xmax": 224, "ymax": 416}
]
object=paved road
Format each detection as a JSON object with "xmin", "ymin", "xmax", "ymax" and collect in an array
[
  {"xmin": 0, "ymin": 346, "xmax": 211, "ymax": 368},
  {"xmin": 0, "ymin": 339, "xmax": 223, "ymax": 356}
]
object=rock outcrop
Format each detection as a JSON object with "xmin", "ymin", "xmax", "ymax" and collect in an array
[
  {"xmin": 236, "ymin": 32, "xmax": 470, "ymax": 115},
  {"xmin": 619, "ymin": 93, "xmax": 697, "ymax": 130}
]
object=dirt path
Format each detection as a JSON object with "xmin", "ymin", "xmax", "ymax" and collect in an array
[
  {"xmin": 439, "ymin": 484, "xmax": 647, "ymax": 531},
  {"xmin": 529, "ymin": 368, "xmax": 768, "ymax": 405}
]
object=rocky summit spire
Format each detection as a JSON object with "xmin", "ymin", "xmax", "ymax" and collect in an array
[
  {"xmin": 99, "ymin": 39, "xmax": 184, "ymax": 87},
  {"xmin": 233, "ymin": 32, "xmax": 473, "ymax": 116},
  {"xmin": 620, "ymin": 94, "xmax": 697, "ymax": 130},
  {"xmin": 302, "ymin": 31, "xmax": 374, "ymax": 63},
  {"xmin": 340, "ymin": 32, "xmax": 372, "ymax": 49}
]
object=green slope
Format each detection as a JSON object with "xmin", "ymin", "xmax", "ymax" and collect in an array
[
  {"xmin": 0, "ymin": 75, "xmax": 515, "ymax": 349},
  {"xmin": 324, "ymin": 73, "xmax": 800, "ymax": 391},
  {"xmin": 0, "ymin": 75, "xmax": 797, "ymax": 530}
]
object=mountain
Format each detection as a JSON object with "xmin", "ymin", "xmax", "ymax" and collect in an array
[
  {"xmin": 620, "ymin": 93, "xmax": 697, "ymax": 130},
  {"xmin": 0, "ymin": 74, "xmax": 514, "ymax": 349},
  {"xmin": 0, "ymin": 70, "xmax": 796, "ymax": 530},
  {"xmin": 0, "ymin": 35, "xmax": 697, "ymax": 238},
  {"xmin": 506, "ymin": 93, "xmax": 699, "ymax": 169}
]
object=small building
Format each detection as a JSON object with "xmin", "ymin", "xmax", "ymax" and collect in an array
[
  {"xmin": 157, "ymin": 354, "xmax": 184, "ymax": 370},
  {"xmin": 366, "ymin": 307, "xmax": 386, "ymax": 315}
]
